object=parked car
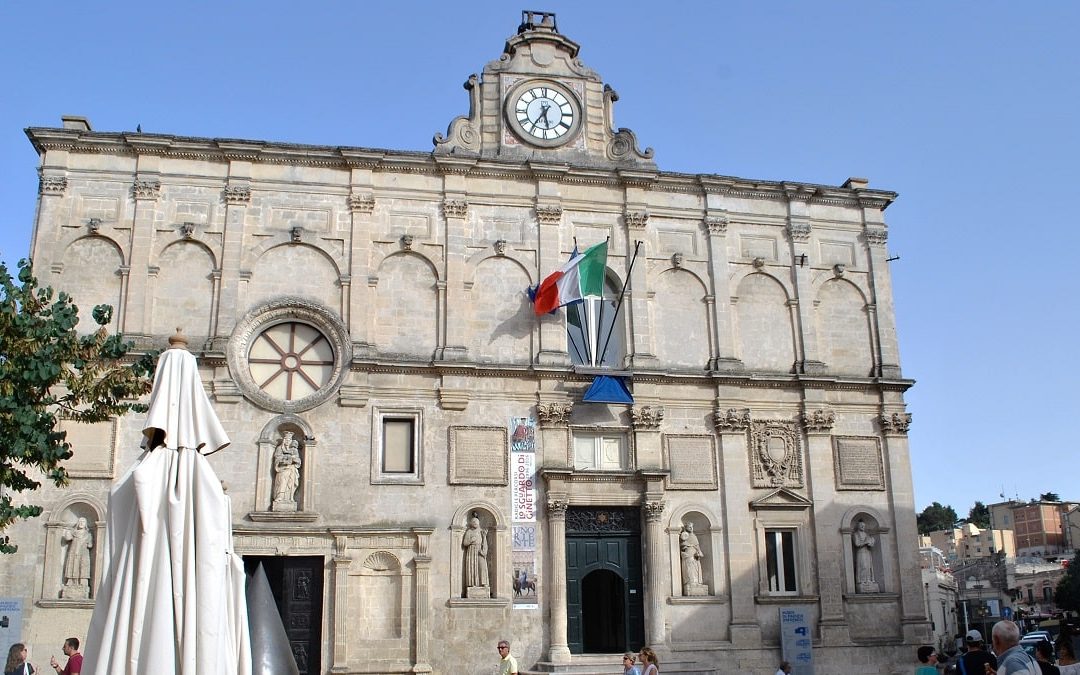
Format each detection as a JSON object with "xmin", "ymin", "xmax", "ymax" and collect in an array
[
  {"xmin": 1019, "ymin": 636, "xmax": 1054, "ymax": 661},
  {"xmin": 1023, "ymin": 630, "xmax": 1053, "ymax": 642}
]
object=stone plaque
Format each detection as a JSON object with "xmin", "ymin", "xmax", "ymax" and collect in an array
[
  {"xmin": 60, "ymin": 418, "xmax": 117, "ymax": 479},
  {"xmin": 833, "ymin": 436, "xmax": 885, "ymax": 490},
  {"xmin": 448, "ymin": 425, "xmax": 508, "ymax": 485},
  {"xmin": 662, "ymin": 434, "xmax": 718, "ymax": 490}
]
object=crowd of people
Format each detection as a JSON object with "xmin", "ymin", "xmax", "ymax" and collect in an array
[{"xmin": 916, "ymin": 621, "xmax": 1080, "ymax": 675}]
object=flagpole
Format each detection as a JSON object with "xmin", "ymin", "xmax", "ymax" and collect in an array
[{"xmin": 597, "ymin": 239, "xmax": 642, "ymax": 365}]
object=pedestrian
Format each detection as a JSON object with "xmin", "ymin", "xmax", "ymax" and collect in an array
[
  {"xmin": 48, "ymin": 639, "xmax": 81, "ymax": 675},
  {"xmin": 622, "ymin": 651, "xmax": 642, "ymax": 674},
  {"xmin": 775, "ymin": 660, "xmax": 792, "ymax": 675},
  {"xmin": 987, "ymin": 620, "xmax": 1039, "ymax": 674},
  {"xmin": 1034, "ymin": 640, "xmax": 1060, "ymax": 675},
  {"xmin": 496, "ymin": 639, "xmax": 518, "ymax": 675},
  {"xmin": 960, "ymin": 629, "xmax": 998, "ymax": 675},
  {"xmin": 916, "ymin": 646, "xmax": 939, "ymax": 675},
  {"xmin": 1057, "ymin": 636, "xmax": 1080, "ymax": 675},
  {"xmin": 4, "ymin": 643, "xmax": 36, "ymax": 675},
  {"xmin": 638, "ymin": 647, "xmax": 659, "ymax": 675}
]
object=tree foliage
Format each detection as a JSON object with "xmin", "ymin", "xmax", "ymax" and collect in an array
[
  {"xmin": 1056, "ymin": 552, "xmax": 1080, "ymax": 613},
  {"xmin": 917, "ymin": 501, "xmax": 958, "ymax": 535},
  {"xmin": 1040, "ymin": 492, "xmax": 1061, "ymax": 502},
  {"xmin": 967, "ymin": 501, "xmax": 990, "ymax": 528},
  {"xmin": 0, "ymin": 259, "xmax": 156, "ymax": 553}
]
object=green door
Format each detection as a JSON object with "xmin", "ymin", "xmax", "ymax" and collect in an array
[{"xmin": 565, "ymin": 507, "xmax": 645, "ymax": 654}]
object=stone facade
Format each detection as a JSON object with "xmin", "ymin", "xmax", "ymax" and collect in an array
[{"xmin": 6, "ymin": 11, "xmax": 926, "ymax": 675}]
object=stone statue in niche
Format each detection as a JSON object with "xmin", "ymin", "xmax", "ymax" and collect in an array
[
  {"xmin": 679, "ymin": 522, "xmax": 708, "ymax": 596},
  {"xmin": 852, "ymin": 520, "xmax": 880, "ymax": 593},
  {"xmin": 271, "ymin": 430, "xmax": 302, "ymax": 512},
  {"xmin": 61, "ymin": 517, "xmax": 93, "ymax": 599},
  {"xmin": 462, "ymin": 512, "xmax": 490, "ymax": 598}
]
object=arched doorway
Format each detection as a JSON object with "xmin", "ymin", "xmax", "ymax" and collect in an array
[
  {"xmin": 565, "ymin": 506, "xmax": 645, "ymax": 654},
  {"xmin": 582, "ymin": 569, "xmax": 626, "ymax": 652}
]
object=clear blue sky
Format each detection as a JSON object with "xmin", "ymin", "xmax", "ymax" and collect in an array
[{"xmin": 2, "ymin": 2, "xmax": 1077, "ymax": 516}]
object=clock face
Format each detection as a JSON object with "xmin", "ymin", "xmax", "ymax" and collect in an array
[{"xmin": 506, "ymin": 81, "xmax": 581, "ymax": 146}]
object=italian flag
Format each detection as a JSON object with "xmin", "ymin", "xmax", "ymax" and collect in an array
[{"xmin": 532, "ymin": 241, "xmax": 608, "ymax": 315}]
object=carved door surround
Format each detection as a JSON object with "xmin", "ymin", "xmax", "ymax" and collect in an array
[{"xmin": 541, "ymin": 468, "xmax": 668, "ymax": 663}]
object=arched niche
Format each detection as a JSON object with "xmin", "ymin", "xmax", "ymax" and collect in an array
[
  {"xmin": 358, "ymin": 551, "xmax": 405, "ymax": 639},
  {"xmin": 40, "ymin": 495, "xmax": 105, "ymax": 606},
  {"xmin": 448, "ymin": 502, "xmax": 509, "ymax": 605},
  {"xmin": 248, "ymin": 414, "xmax": 318, "ymax": 523},
  {"xmin": 839, "ymin": 507, "xmax": 892, "ymax": 596},
  {"xmin": 666, "ymin": 505, "xmax": 724, "ymax": 599}
]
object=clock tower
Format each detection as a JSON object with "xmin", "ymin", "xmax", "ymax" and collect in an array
[{"xmin": 434, "ymin": 10, "xmax": 656, "ymax": 168}]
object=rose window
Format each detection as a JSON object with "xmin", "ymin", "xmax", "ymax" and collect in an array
[{"xmin": 247, "ymin": 322, "xmax": 335, "ymax": 401}]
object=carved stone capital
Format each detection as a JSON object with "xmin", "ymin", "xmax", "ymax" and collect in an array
[
  {"xmin": 224, "ymin": 185, "xmax": 251, "ymax": 205},
  {"xmin": 547, "ymin": 498, "xmax": 568, "ymax": 519},
  {"xmin": 787, "ymin": 221, "xmax": 812, "ymax": 243},
  {"xmin": 713, "ymin": 408, "xmax": 751, "ymax": 433},
  {"xmin": 703, "ymin": 215, "xmax": 728, "ymax": 235},
  {"xmin": 442, "ymin": 199, "xmax": 468, "ymax": 219},
  {"xmin": 624, "ymin": 210, "xmax": 649, "ymax": 229},
  {"xmin": 802, "ymin": 409, "xmax": 836, "ymax": 433},
  {"xmin": 535, "ymin": 205, "xmax": 563, "ymax": 225},
  {"xmin": 132, "ymin": 179, "xmax": 161, "ymax": 201},
  {"xmin": 864, "ymin": 226, "xmax": 888, "ymax": 246},
  {"xmin": 631, "ymin": 405, "xmax": 664, "ymax": 430},
  {"xmin": 537, "ymin": 402, "xmax": 573, "ymax": 427},
  {"xmin": 39, "ymin": 175, "xmax": 68, "ymax": 196},
  {"xmin": 348, "ymin": 193, "xmax": 375, "ymax": 213},
  {"xmin": 880, "ymin": 412, "xmax": 912, "ymax": 435},
  {"xmin": 643, "ymin": 499, "xmax": 666, "ymax": 523}
]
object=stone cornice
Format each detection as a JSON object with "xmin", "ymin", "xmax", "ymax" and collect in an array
[{"xmin": 24, "ymin": 127, "xmax": 898, "ymax": 209}]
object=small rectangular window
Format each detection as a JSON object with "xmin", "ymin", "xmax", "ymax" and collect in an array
[
  {"xmin": 765, "ymin": 529, "xmax": 797, "ymax": 594},
  {"xmin": 572, "ymin": 433, "xmax": 628, "ymax": 470},
  {"xmin": 382, "ymin": 419, "xmax": 414, "ymax": 473},
  {"xmin": 372, "ymin": 408, "xmax": 422, "ymax": 485}
]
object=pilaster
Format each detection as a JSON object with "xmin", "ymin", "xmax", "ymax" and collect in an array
[
  {"xmin": 535, "ymin": 195, "xmax": 570, "ymax": 365},
  {"xmin": 331, "ymin": 536, "xmax": 350, "ymax": 670},
  {"xmin": 412, "ymin": 527, "xmax": 434, "ymax": 673},
  {"xmin": 801, "ymin": 407, "xmax": 848, "ymax": 644},
  {"xmin": 347, "ymin": 174, "xmax": 376, "ymax": 353},
  {"xmin": 863, "ymin": 218, "xmax": 902, "ymax": 377},
  {"xmin": 785, "ymin": 193, "xmax": 823, "ymax": 373},
  {"xmin": 439, "ymin": 192, "xmax": 469, "ymax": 361},
  {"xmin": 123, "ymin": 156, "xmax": 162, "ymax": 338},
  {"xmin": 880, "ymin": 410, "xmax": 928, "ymax": 633},
  {"xmin": 703, "ymin": 213, "xmax": 741, "ymax": 371},
  {"xmin": 624, "ymin": 210, "xmax": 657, "ymax": 367},
  {"xmin": 214, "ymin": 162, "xmax": 252, "ymax": 344},
  {"xmin": 713, "ymin": 406, "xmax": 761, "ymax": 645}
]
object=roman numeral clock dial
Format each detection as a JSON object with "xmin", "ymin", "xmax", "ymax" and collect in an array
[{"xmin": 506, "ymin": 81, "xmax": 581, "ymax": 147}]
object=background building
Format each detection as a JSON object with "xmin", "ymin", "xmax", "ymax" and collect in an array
[
  {"xmin": 919, "ymin": 546, "xmax": 959, "ymax": 653},
  {"xmin": 927, "ymin": 524, "xmax": 1015, "ymax": 565},
  {"xmin": 3, "ymin": 12, "xmax": 927, "ymax": 674}
]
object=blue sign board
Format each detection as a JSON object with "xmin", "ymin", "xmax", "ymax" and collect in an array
[{"xmin": 780, "ymin": 606, "xmax": 814, "ymax": 675}]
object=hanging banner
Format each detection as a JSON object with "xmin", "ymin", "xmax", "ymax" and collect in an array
[{"xmin": 510, "ymin": 416, "xmax": 539, "ymax": 609}]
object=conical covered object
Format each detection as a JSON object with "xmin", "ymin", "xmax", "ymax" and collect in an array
[
  {"xmin": 82, "ymin": 334, "xmax": 251, "ymax": 675},
  {"xmin": 246, "ymin": 563, "xmax": 299, "ymax": 675}
]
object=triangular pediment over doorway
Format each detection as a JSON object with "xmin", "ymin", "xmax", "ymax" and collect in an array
[{"xmin": 749, "ymin": 487, "xmax": 813, "ymax": 511}]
